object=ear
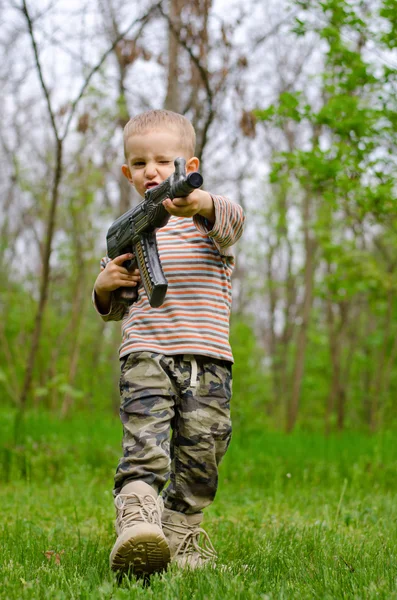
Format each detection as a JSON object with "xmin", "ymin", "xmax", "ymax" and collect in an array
[
  {"xmin": 186, "ymin": 156, "xmax": 200, "ymax": 173},
  {"xmin": 121, "ymin": 164, "xmax": 133, "ymax": 184}
]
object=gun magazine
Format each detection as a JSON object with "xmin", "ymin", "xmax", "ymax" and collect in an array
[{"xmin": 135, "ymin": 233, "xmax": 168, "ymax": 308}]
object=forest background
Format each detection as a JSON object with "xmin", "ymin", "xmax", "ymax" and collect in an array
[
  {"xmin": 1, "ymin": 1, "xmax": 397, "ymax": 598},
  {"xmin": 1, "ymin": 0, "xmax": 397, "ymax": 433}
]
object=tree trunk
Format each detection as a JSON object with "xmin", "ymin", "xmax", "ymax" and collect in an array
[
  {"xmin": 60, "ymin": 270, "xmax": 86, "ymax": 417},
  {"xmin": 369, "ymin": 291, "xmax": 394, "ymax": 432},
  {"xmin": 286, "ymin": 194, "xmax": 316, "ymax": 433},
  {"xmin": 326, "ymin": 290, "xmax": 350, "ymax": 432},
  {"xmin": 20, "ymin": 139, "xmax": 63, "ymax": 407},
  {"xmin": 164, "ymin": 0, "xmax": 182, "ymax": 112}
]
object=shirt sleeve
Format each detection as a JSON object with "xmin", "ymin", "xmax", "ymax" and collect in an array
[
  {"xmin": 193, "ymin": 195, "xmax": 245, "ymax": 256},
  {"xmin": 92, "ymin": 256, "xmax": 128, "ymax": 322}
]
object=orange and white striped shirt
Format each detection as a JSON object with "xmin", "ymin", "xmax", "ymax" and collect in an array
[{"xmin": 95, "ymin": 195, "xmax": 245, "ymax": 362}]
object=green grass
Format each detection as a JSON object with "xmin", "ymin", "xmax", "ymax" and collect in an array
[{"xmin": 1, "ymin": 409, "xmax": 397, "ymax": 599}]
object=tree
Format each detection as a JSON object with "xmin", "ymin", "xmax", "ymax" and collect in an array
[
  {"xmin": 17, "ymin": 0, "xmax": 160, "ymax": 408},
  {"xmin": 255, "ymin": 0, "xmax": 397, "ymax": 431}
]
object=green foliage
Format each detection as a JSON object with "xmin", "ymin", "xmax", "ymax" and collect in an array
[
  {"xmin": 379, "ymin": 0, "xmax": 397, "ymax": 48},
  {"xmin": 3, "ymin": 0, "xmax": 397, "ymax": 436},
  {"xmin": 230, "ymin": 318, "xmax": 271, "ymax": 426},
  {"xmin": 255, "ymin": 92, "xmax": 304, "ymax": 125},
  {"xmin": 257, "ymin": 1, "xmax": 397, "ymax": 219},
  {"xmin": 252, "ymin": 0, "xmax": 397, "ymax": 431}
]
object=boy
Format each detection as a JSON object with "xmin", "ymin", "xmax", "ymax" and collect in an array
[{"xmin": 93, "ymin": 109, "xmax": 245, "ymax": 577}]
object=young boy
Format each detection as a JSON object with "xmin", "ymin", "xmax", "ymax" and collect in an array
[{"xmin": 93, "ymin": 109, "xmax": 245, "ymax": 577}]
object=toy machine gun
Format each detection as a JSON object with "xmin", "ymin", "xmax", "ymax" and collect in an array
[{"xmin": 106, "ymin": 158, "xmax": 203, "ymax": 308}]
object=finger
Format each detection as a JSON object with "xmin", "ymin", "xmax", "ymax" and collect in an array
[
  {"xmin": 113, "ymin": 266, "xmax": 131, "ymax": 276},
  {"xmin": 113, "ymin": 264, "xmax": 139, "ymax": 276},
  {"xmin": 120, "ymin": 273, "xmax": 140, "ymax": 282},
  {"xmin": 164, "ymin": 204, "xmax": 194, "ymax": 218},
  {"xmin": 112, "ymin": 253, "xmax": 134, "ymax": 265},
  {"xmin": 164, "ymin": 197, "xmax": 192, "ymax": 206},
  {"xmin": 117, "ymin": 278, "xmax": 138, "ymax": 286},
  {"xmin": 170, "ymin": 197, "xmax": 190, "ymax": 207},
  {"xmin": 163, "ymin": 199, "xmax": 176, "ymax": 215},
  {"xmin": 163, "ymin": 199, "xmax": 187, "ymax": 215},
  {"xmin": 123, "ymin": 268, "xmax": 140, "ymax": 276}
]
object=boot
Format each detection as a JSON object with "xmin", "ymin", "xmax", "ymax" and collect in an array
[
  {"xmin": 161, "ymin": 508, "xmax": 217, "ymax": 569},
  {"xmin": 109, "ymin": 481, "xmax": 170, "ymax": 577}
]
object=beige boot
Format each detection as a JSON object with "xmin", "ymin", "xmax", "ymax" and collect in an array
[
  {"xmin": 109, "ymin": 481, "xmax": 170, "ymax": 577},
  {"xmin": 161, "ymin": 508, "xmax": 217, "ymax": 569}
]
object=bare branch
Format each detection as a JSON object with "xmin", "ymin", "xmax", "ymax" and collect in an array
[
  {"xmin": 252, "ymin": 9, "xmax": 300, "ymax": 50},
  {"xmin": 157, "ymin": 3, "xmax": 215, "ymax": 160},
  {"xmin": 20, "ymin": 0, "xmax": 59, "ymax": 139},
  {"xmin": 62, "ymin": 1, "xmax": 164, "ymax": 140}
]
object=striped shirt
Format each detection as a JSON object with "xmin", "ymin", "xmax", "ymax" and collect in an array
[{"xmin": 94, "ymin": 195, "xmax": 245, "ymax": 362}]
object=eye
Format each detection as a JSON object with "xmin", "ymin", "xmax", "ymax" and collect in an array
[
  {"xmin": 132, "ymin": 161, "xmax": 145, "ymax": 167},
  {"xmin": 159, "ymin": 160, "xmax": 171, "ymax": 164}
]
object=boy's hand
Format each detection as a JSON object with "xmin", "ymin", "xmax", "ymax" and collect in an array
[
  {"xmin": 94, "ymin": 253, "xmax": 141, "ymax": 294},
  {"xmin": 162, "ymin": 189, "xmax": 215, "ymax": 223}
]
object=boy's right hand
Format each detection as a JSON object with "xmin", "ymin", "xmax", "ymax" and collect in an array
[{"xmin": 94, "ymin": 253, "xmax": 141, "ymax": 294}]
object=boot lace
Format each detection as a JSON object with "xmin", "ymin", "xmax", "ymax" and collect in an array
[
  {"xmin": 163, "ymin": 520, "xmax": 217, "ymax": 562},
  {"xmin": 115, "ymin": 493, "xmax": 163, "ymax": 532}
]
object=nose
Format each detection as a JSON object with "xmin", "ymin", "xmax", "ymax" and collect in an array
[{"xmin": 144, "ymin": 162, "xmax": 157, "ymax": 179}]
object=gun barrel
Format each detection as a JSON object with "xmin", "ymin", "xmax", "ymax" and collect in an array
[{"xmin": 170, "ymin": 172, "xmax": 203, "ymax": 199}]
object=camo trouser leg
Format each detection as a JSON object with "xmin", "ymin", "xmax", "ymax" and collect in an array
[{"xmin": 114, "ymin": 351, "xmax": 232, "ymax": 514}]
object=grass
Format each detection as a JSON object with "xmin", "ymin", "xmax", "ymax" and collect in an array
[{"xmin": 0, "ymin": 409, "xmax": 397, "ymax": 599}]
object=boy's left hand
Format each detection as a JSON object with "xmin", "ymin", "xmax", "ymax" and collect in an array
[{"xmin": 163, "ymin": 190, "xmax": 215, "ymax": 223}]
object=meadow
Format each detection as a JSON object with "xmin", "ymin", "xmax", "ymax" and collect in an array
[{"xmin": 0, "ymin": 409, "xmax": 396, "ymax": 599}]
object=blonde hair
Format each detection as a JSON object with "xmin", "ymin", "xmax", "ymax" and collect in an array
[{"xmin": 123, "ymin": 109, "xmax": 196, "ymax": 159}]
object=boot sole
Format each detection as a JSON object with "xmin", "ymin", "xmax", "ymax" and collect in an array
[{"xmin": 110, "ymin": 524, "xmax": 170, "ymax": 577}]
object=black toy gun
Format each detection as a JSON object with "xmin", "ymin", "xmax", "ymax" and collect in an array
[{"xmin": 106, "ymin": 157, "xmax": 203, "ymax": 308}]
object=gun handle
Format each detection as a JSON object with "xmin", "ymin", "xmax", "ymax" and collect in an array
[
  {"xmin": 113, "ymin": 286, "xmax": 138, "ymax": 305},
  {"xmin": 113, "ymin": 256, "xmax": 139, "ymax": 305}
]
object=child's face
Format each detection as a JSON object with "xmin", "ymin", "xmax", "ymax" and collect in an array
[{"xmin": 122, "ymin": 128, "xmax": 198, "ymax": 198}]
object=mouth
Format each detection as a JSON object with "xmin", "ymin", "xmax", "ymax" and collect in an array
[{"xmin": 145, "ymin": 181, "xmax": 159, "ymax": 190}]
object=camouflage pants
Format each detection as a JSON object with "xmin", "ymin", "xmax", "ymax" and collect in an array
[{"xmin": 114, "ymin": 351, "xmax": 232, "ymax": 514}]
